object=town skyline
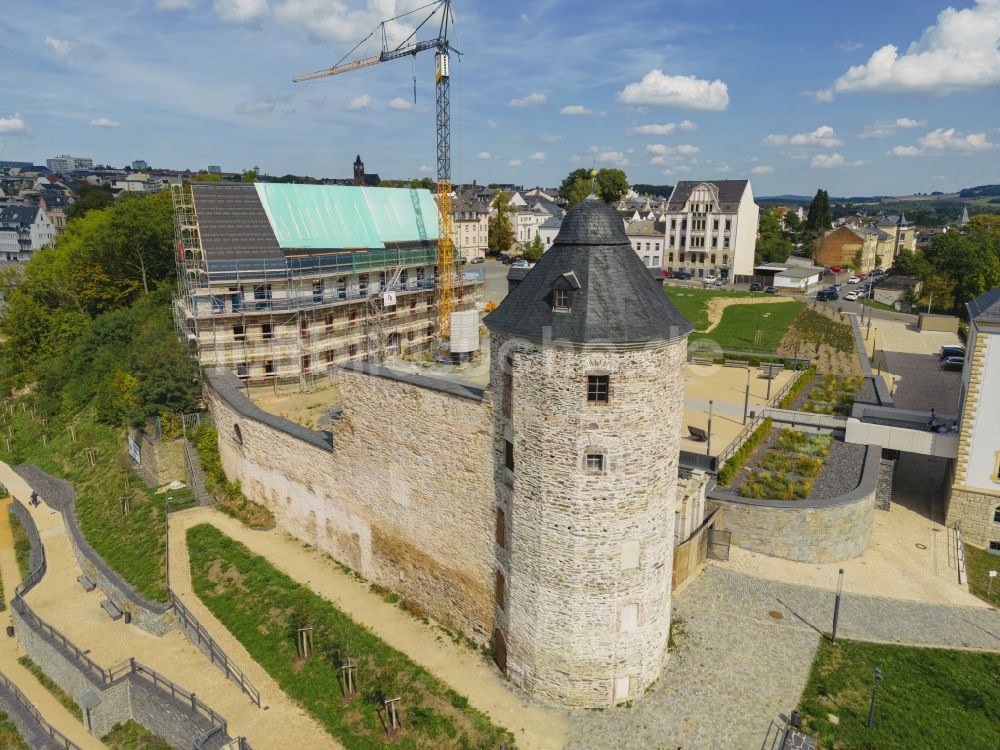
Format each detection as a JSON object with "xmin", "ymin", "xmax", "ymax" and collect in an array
[{"xmin": 1, "ymin": 0, "xmax": 999, "ymax": 195}]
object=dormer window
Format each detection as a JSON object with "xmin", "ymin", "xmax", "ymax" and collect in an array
[{"xmin": 554, "ymin": 289, "xmax": 570, "ymax": 311}]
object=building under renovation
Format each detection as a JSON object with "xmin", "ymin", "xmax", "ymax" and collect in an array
[{"xmin": 172, "ymin": 181, "xmax": 480, "ymax": 387}]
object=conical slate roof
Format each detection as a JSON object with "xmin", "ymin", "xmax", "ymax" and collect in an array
[{"xmin": 484, "ymin": 196, "xmax": 693, "ymax": 344}]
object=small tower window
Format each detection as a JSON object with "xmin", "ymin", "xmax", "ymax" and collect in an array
[
  {"xmin": 504, "ymin": 439, "xmax": 515, "ymax": 471},
  {"xmin": 585, "ymin": 453, "xmax": 605, "ymax": 473},
  {"xmin": 496, "ymin": 507, "xmax": 506, "ymax": 548},
  {"xmin": 495, "ymin": 570, "xmax": 506, "ymax": 609},
  {"xmin": 994, "ymin": 506, "xmax": 1000, "ymax": 524},
  {"xmin": 554, "ymin": 289, "xmax": 570, "ymax": 311},
  {"xmin": 587, "ymin": 375, "xmax": 609, "ymax": 404}
]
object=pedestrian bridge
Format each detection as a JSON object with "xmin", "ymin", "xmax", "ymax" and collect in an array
[{"xmin": 845, "ymin": 404, "xmax": 958, "ymax": 459}]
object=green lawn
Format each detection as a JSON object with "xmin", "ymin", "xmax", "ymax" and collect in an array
[
  {"xmin": 786, "ymin": 308, "xmax": 856, "ymax": 354},
  {"xmin": 798, "ymin": 639, "xmax": 1000, "ymax": 749},
  {"xmin": 0, "ymin": 405, "xmax": 195, "ymax": 603},
  {"xmin": 18, "ymin": 655, "xmax": 82, "ymax": 721},
  {"xmin": 8, "ymin": 508, "xmax": 31, "ymax": 583},
  {"xmin": 187, "ymin": 524, "xmax": 514, "ymax": 750},
  {"xmin": 102, "ymin": 720, "xmax": 173, "ymax": 750},
  {"xmin": 964, "ymin": 543, "xmax": 1000, "ymax": 608},
  {"xmin": 690, "ymin": 301, "xmax": 804, "ymax": 351},
  {"xmin": 0, "ymin": 709, "xmax": 27, "ymax": 750},
  {"xmin": 663, "ymin": 288, "xmax": 761, "ymax": 330}
]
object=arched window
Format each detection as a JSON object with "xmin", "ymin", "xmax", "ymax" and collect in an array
[
  {"xmin": 233, "ymin": 423, "xmax": 243, "ymax": 445},
  {"xmin": 493, "ymin": 629, "xmax": 507, "ymax": 672},
  {"xmin": 495, "ymin": 569, "xmax": 505, "ymax": 609}
]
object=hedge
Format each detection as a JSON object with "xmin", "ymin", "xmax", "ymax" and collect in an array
[
  {"xmin": 778, "ymin": 367, "xmax": 817, "ymax": 409},
  {"xmin": 717, "ymin": 417, "xmax": 772, "ymax": 486}
]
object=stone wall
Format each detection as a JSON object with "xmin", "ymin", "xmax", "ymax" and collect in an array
[
  {"xmin": 709, "ymin": 446, "xmax": 880, "ymax": 563},
  {"xmin": 947, "ymin": 486, "xmax": 1000, "ymax": 548},
  {"xmin": 128, "ymin": 428, "xmax": 187, "ymax": 488},
  {"xmin": 492, "ymin": 334, "xmax": 686, "ymax": 708},
  {"xmin": 205, "ymin": 364, "xmax": 496, "ymax": 643},
  {"xmin": 876, "ymin": 458, "xmax": 894, "ymax": 511}
]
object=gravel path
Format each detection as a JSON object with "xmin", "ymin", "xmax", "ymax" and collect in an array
[{"xmin": 809, "ymin": 439, "xmax": 866, "ymax": 500}]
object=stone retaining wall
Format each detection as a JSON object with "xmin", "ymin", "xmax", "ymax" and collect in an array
[
  {"xmin": 708, "ymin": 446, "xmax": 880, "ymax": 563},
  {"xmin": 876, "ymin": 458, "xmax": 894, "ymax": 511},
  {"xmin": 128, "ymin": 428, "xmax": 187, "ymax": 488},
  {"xmin": 205, "ymin": 364, "xmax": 495, "ymax": 644}
]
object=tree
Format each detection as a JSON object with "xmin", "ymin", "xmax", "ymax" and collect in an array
[
  {"xmin": 66, "ymin": 184, "xmax": 114, "ymax": 222},
  {"xmin": 559, "ymin": 168, "xmax": 630, "ymax": 206},
  {"xmin": 559, "ymin": 168, "xmax": 593, "ymax": 205},
  {"xmin": 522, "ymin": 235, "xmax": 545, "ymax": 262},
  {"xmin": 191, "ymin": 171, "xmax": 223, "ymax": 182},
  {"xmin": 595, "ymin": 169, "xmax": 629, "ymax": 204},
  {"xmin": 784, "ymin": 211, "xmax": 801, "ymax": 234},
  {"xmin": 488, "ymin": 192, "xmax": 515, "ymax": 255},
  {"xmin": 755, "ymin": 209, "xmax": 792, "ymax": 264},
  {"xmin": 804, "ymin": 189, "xmax": 832, "ymax": 239},
  {"xmin": 241, "ymin": 170, "xmax": 257, "ymax": 183}
]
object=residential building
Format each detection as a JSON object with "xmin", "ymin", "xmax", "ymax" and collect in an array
[
  {"xmin": 132, "ymin": 159, "xmax": 150, "ymax": 171},
  {"xmin": 0, "ymin": 161, "xmax": 34, "ymax": 170},
  {"xmin": 813, "ymin": 225, "xmax": 884, "ymax": 273},
  {"xmin": 947, "ymin": 285, "xmax": 1000, "ymax": 550},
  {"xmin": 874, "ymin": 213, "xmax": 916, "ymax": 261},
  {"xmin": 872, "ymin": 275, "xmax": 921, "ymax": 310},
  {"xmin": 38, "ymin": 194, "xmax": 72, "ymax": 235},
  {"xmin": 206, "ymin": 165, "xmax": 222, "ymax": 174},
  {"xmin": 625, "ymin": 219, "xmax": 666, "ymax": 269},
  {"xmin": 537, "ymin": 215, "xmax": 562, "ymax": 249},
  {"xmin": 0, "ymin": 205, "xmax": 55, "ymax": 261},
  {"xmin": 916, "ymin": 225, "xmax": 948, "ymax": 251},
  {"xmin": 663, "ymin": 180, "xmax": 758, "ymax": 280},
  {"xmin": 451, "ymin": 189, "xmax": 489, "ymax": 262},
  {"xmin": 46, "ymin": 155, "xmax": 93, "ymax": 173},
  {"xmin": 172, "ymin": 182, "xmax": 479, "ymax": 386}
]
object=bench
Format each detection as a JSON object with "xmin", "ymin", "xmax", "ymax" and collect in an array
[
  {"xmin": 77, "ymin": 575, "xmax": 96, "ymax": 592},
  {"xmin": 723, "ymin": 360, "xmax": 749, "ymax": 368},
  {"xmin": 759, "ymin": 363, "xmax": 784, "ymax": 379},
  {"xmin": 690, "ymin": 358, "xmax": 716, "ymax": 366},
  {"xmin": 687, "ymin": 425, "xmax": 709, "ymax": 442},
  {"xmin": 100, "ymin": 599, "xmax": 123, "ymax": 621}
]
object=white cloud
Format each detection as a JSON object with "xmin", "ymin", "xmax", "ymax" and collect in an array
[
  {"xmin": 388, "ymin": 97, "xmax": 412, "ymax": 110},
  {"xmin": 236, "ymin": 91, "xmax": 285, "ymax": 115},
  {"xmin": 508, "ymin": 92, "xmax": 546, "ymax": 107},
  {"xmin": 858, "ymin": 117, "xmax": 927, "ymax": 139},
  {"xmin": 809, "ymin": 154, "xmax": 865, "ymax": 169},
  {"xmin": 214, "ymin": 0, "xmax": 268, "ymax": 24},
  {"xmin": 751, "ymin": 165, "xmax": 774, "ymax": 174},
  {"xmin": 519, "ymin": 13, "xmax": 529, "ymax": 23},
  {"xmin": 839, "ymin": 41, "xmax": 864, "ymax": 52},
  {"xmin": 418, "ymin": 164, "xmax": 431, "ymax": 172},
  {"xmin": 919, "ymin": 127, "xmax": 994, "ymax": 152},
  {"xmin": 715, "ymin": 164, "xmax": 732, "ymax": 174},
  {"xmin": 346, "ymin": 94, "xmax": 371, "ymax": 111},
  {"xmin": 803, "ymin": 88, "xmax": 836, "ymax": 103},
  {"xmin": 560, "ymin": 105, "xmax": 592, "ymax": 115},
  {"xmin": 475, "ymin": 151, "xmax": 494, "ymax": 160},
  {"xmin": 541, "ymin": 132, "xmax": 563, "ymax": 143},
  {"xmin": 506, "ymin": 159, "xmax": 522, "ymax": 167},
  {"xmin": 662, "ymin": 165, "xmax": 691, "ymax": 176},
  {"xmin": 887, "ymin": 145, "xmax": 922, "ymax": 157},
  {"xmin": 679, "ymin": 119, "xmax": 697, "ymax": 131},
  {"xmin": 588, "ymin": 146, "xmax": 629, "ymax": 167},
  {"xmin": 155, "ymin": 0, "xmax": 195, "ymax": 9},
  {"xmin": 88, "ymin": 118, "xmax": 122, "ymax": 128},
  {"xmin": 529, "ymin": 151, "xmax": 546, "ymax": 162},
  {"xmin": 487, "ymin": 118, "xmax": 500, "ymax": 128},
  {"xmin": 44, "ymin": 35, "xmax": 72, "ymax": 58},
  {"xmin": 832, "ymin": 0, "xmax": 1000, "ymax": 95},
  {"xmin": 629, "ymin": 123, "xmax": 677, "ymax": 135},
  {"xmin": 763, "ymin": 125, "xmax": 841, "ymax": 148},
  {"xmin": 646, "ymin": 143, "xmax": 700, "ymax": 156},
  {"xmin": 617, "ymin": 69, "xmax": 729, "ymax": 111},
  {"xmin": 0, "ymin": 114, "xmax": 30, "ymax": 136}
]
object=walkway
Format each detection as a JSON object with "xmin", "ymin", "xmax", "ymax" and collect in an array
[
  {"xmin": 0, "ymin": 498, "xmax": 105, "ymax": 750},
  {"xmin": 0, "ymin": 462, "xmax": 336, "ymax": 750},
  {"xmin": 168, "ymin": 507, "xmax": 569, "ymax": 750}
]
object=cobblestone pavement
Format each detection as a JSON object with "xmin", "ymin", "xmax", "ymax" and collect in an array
[{"xmin": 565, "ymin": 565, "xmax": 1000, "ymax": 750}]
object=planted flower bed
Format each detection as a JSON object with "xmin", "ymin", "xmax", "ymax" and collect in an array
[
  {"xmin": 802, "ymin": 375, "xmax": 862, "ymax": 416},
  {"xmin": 738, "ymin": 430, "xmax": 832, "ymax": 501}
]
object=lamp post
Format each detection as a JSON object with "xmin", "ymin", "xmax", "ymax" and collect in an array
[
  {"xmin": 743, "ymin": 368, "xmax": 751, "ymax": 425},
  {"xmin": 832, "ymin": 568, "xmax": 844, "ymax": 643},
  {"xmin": 706, "ymin": 400, "xmax": 713, "ymax": 456},
  {"xmin": 867, "ymin": 668, "xmax": 883, "ymax": 729}
]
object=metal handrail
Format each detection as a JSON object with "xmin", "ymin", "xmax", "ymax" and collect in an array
[
  {"xmin": 955, "ymin": 520, "xmax": 966, "ymax": 586},
  {"xmin": 10, "ymin": 596, "xmax": 108, "ymax": 685},
  {"xmin": 0, "ymin": 670, "xmax": 82, "ymax": 750}
]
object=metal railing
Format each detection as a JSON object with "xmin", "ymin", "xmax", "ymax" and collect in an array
[
  {"xmin": 10, "ymin": 596, "xmax": 111, "ymax": 685},
  {"xmin": 716, "ymin": 412, "xmax": 766, "ymax": 468},
  {"xmin": 169, "ymin": 592, "xmax": 261, "ymax": 707},
  {"xmin": 954, "ymin": 520, "xmax": 966, "ymax": 586},
  {"xmin": 128, "ymin": 660, "xmax": 229, "ymax": 729},
  {"xmin": 0, "ymin": 670, "xmax": 82, "ymax": 750},
  {"xmin": 13, "ymin": 537, "xmax": 45, "ymax": 598}
]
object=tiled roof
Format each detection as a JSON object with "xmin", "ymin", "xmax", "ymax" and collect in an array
[
  {"xmin": 666, "ymin": 180, "xmax": 749, "ymax": 212},
  {"xmin": 0, "ymin": 205, "xmax": 40, "ymax": 226},
  {"xmin": 967, "ymin": 285, "xmax": 1000, "ymax": 324}
]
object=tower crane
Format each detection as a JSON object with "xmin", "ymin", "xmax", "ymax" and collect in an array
[{"xmin": 294, "ymin": 0, "xmax": 459, "ymax": 339}]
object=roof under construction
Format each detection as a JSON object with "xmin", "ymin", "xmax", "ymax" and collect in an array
[{"xmin": 191, "ymin": 182, "xmax": 440, "ymax": 264}]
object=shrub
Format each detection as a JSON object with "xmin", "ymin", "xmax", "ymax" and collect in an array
[
  {"xmin": 778, "ymin": 367, "xmax": 817, "ymax": 408},
  {"xmin": 192, "ymin": 424, "xmax": 275, "ymax": 529},
  {"xmin": 718, "ymin": 417, "xmax": 772, "ymax": 486}
]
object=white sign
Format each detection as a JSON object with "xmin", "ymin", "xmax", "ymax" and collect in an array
[
  {"xmin": 127, "ymin": 435, "xmax": 141, "ymax": 465},
  {"xmin": 383, "ymin": 291, "xmax": 397, "ymax": 308},
  {"xmin": 990, "ymin": 571, "xmax": 997, "ymax": 578}
]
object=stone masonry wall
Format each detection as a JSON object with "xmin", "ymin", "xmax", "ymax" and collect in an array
[
  {"xmin": 876, "ymin": 458, "xmax": 894, "ymax": 511},
  {"xmin": 492, "ymin": 333, "xmax": 687, "ymax": 708},
  {"xmin": 947, "ymin": 486, "xmax": 1000, "ymax": 548},
  {"xmin": 128, "ymin": 428, "xmax": 187, "ymax": 488},
  {"xmin": 206, "ymin": 366, "xmax": 496, "ymax": 643}
]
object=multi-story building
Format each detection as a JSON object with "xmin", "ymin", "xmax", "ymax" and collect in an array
[
  {"xmin": 46, "ymin": 155, "xmax": 93, "ymax": 173},
  {"xmin": 874, "ymin": 213, "xmax": 916, "ymax": 262},
  {"xmin": 947, "ymin": 285, "xmax": 1000, "ymax": 550},
  {"xmin": 132, "ymin": 160, "xmax": 149, "ymax": 171},
  {"xmin": 0, "ymin": 205, "xmax": 55, "ymax": 261},
  {"xmin": 814, "ymin": 225, "xmax": 882, "ymax": 273},
  {"xmin": 663, "ymin": 180, "xmax": 758, "ymax": 280},
  {"xmin": 451, "ymin": 189, "xmax": 489, "ymax": 262},
  {"xmin": 172, "ymin": 182, "xmax": 479, "ymax": 387},
  {"xmin": 625, "ymin": 219, "xmax": 666, "ymax": 269}
]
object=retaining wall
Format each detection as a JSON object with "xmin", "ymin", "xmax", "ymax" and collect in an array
[
  {"xmin": 708, "ymin": 446, "xmax": 880, "ymax": 563},
  {"xmin": 128, "ymin": 428, "xmax": 187, "ymax": 488}
]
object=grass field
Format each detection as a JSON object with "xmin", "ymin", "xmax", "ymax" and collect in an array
[
  {"xmin": 663, "ymin": 288, "xmax": 759, "ymax": 330},
  {"xmin": 0, "ymin": 406, "xmax": 195, "ymax": 603},
  {"xmin": 102, "ymin": 720, "xmax": 173, "ymax": 750},
  {"xmin": 187, "ymin": 523, "xmax": 514, "ymax": 750},
  {"xmin": 964, "ymin": 543, "xmax": 1000, "ymax": 608},
  {"xmin": 691, "ymin": 301, "xmax": 804, "ymax": 351},
  {"xmin": 0, "ymin": 709, "xmax": 27, "ymax": 750},
  {"xmin": 798, "ymin": 639, "xmax": 1000, "ymax": 749},
  {"xmin": 17, "ymin": 655, "xmax": 82, "ymax": 721},
  {"xmin": 8, "ymin": 508, "xmax": 31, "ymax": 583}
]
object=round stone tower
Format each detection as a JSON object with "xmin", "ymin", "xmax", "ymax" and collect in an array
[{"xmin": 483, "ymin": 196, "xmax": 692, "ymax": 708}]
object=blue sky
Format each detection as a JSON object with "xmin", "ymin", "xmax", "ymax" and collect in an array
[{"xmin": 1, "ymin": 0, "xmax": 998, "ymax": 196}]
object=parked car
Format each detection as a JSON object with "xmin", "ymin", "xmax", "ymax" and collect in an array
[
  {"xmin": 765, "ymin": 286, "xmax": 778, "ymax": 294},
  {"xmin": 941, "ymin": 356, "xmax": 965, "ymax": 372},
  {"xmin": 816, "ymin": 290, "xmax": 838, "ymax": 301},
  {"xmin": 703, "ymin": 274, "xmax": 718, "ymax": 284},
  {"xmin": 829, "ymin": 266, "xmax": 842, "ymax": 273},
  {"xmin": 749, "ymin": 282, "xmax": 764, "ymax": 292},
  {"xmin": 674, "ymin": 271, "xmax": 692, "ymax": 280},
  {"xmin": 714, "ymin": 277, "xmax": 728, "ymax": 286},
  {"xmin": 843, "ymin": 290, "xmax": 861, "ymax": 301},
  {"xmin": 847, "ymin": 275, "xmax": 862, "ymax": 284},
  {"xmin": 829, "ymin": 282, "xmax": 843, "ymax": 291},
  {"xmin": 871, "ymin": 268, "xmax": 885, "ymax": 277},
  {"xmin": 497, "ymin": 253, "xmax": 511, "ymax": 264},
  {"xmin": 939, "ymin": 345, "xmax": 966, "ymax": 360},
  {"xmin": 511, "ymin": 259, "xmax": 532, "ymax": 269},
  {"xmin": 470, "ymin": 256, "xmax": 485, "ymax": 264}
]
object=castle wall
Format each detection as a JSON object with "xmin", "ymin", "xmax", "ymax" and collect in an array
[
  {"xmin": 204, "ymin": 366, "xmax": 496, "ymax": 642},
  {"xmin": 491, "ymin": 333, "xmax": 686, "ymax": 707}
]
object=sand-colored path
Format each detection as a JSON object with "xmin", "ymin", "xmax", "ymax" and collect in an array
[
  {"xmin": 0, "ymin": 497, "xmax": 107, "ymax": 750},
  {"xmin": 702, "ymin": 295, "xmax": 795, "ymax": 333},
  {"xmin": 0, "ymin": 462, "xmax": 336, "ymax": 750},
  {"xmin": 168, "ymin": 507, "xmax": 569, "ymax": 750}
]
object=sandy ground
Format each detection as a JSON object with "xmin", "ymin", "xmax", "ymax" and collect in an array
[
  {"xmin": 251, "ymin": 383, "xmax": 342, "ymax": 429},
  {"xmin": 720, "ymin": 453, "xmax": 984, "ymax": 607},
  {"xmin": 702, "ymin": 295, "xmax": 796, "ymax": 333}
]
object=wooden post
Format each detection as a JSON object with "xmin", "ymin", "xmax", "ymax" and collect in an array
[
  {"xmin": 340, "ymin": 657, "xmax": 357, "ymax": 702},
  {"xmin": 41, "ymin": 417, "xmax": 48, "ymax": 429},
  {"xmin": 120, "ymin": 495, "xmax": 131, "ymax": 517},
  {"xmin": 41, "ymin": 434, "xmax": 48, "ymax": 447},
  {"xmin": 67, "ymin": 424, "xmax": 76, "ymax": 443},
  {"xmin": 86, "ymin": 447, "xmax": 97, "ymax": 467},
  {"xmin": 297, "ymin": 627, "xmax": 313, "ymax": 659},
  {"xmin": 3, "ymin": 437, "xmax": 10, "ymax": 452},
  {"xmin": 385, "ymin": 696, "xmax": 401, "ymax": 733}
]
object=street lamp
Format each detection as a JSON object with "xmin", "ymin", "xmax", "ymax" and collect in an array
[
  {"xmin": 832, "ymin": 568, "xmax": 844, "ymax": 643},
  {"xmin": 743, "ymin": 368, "xmax": 751, "ymax": 425},
  {"xmin": 867, "ymin": 668, "xmax": 883, "ymax": 729},
  {"xmin": 706, "ymin": 399, "xmax": 713, "ymax": 456}
]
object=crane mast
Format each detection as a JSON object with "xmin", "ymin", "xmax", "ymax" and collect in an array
[{"xmin": 293, "ymin": 0, "xmax": 458, "ymax": 339}]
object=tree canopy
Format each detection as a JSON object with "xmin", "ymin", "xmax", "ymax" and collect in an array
[
  {"xmin": 488, "ymin": 192, "xmax": 515, "ymax": 255},
  {"xmin": 755, "ymin": 209, "xmax": 792, "ymax": 264},
  {"xmin": 803, "ymin": 189, "xmax": 832, "ymax": 239},
  {"xmin": 559, "ymin": 168, "xmax": 630, "ymax": 205}
]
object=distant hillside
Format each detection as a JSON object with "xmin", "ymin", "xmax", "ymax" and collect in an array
[
  {"xmin": 632, "ymin": 184, "xmax": 674, "ymax": 199},
  {"xmin": 758, "ymin": 194, "xmax": 890, "ymax": 205},
  {"xmin": 959, "ymin": 184, "xmax": 1000, "ymax": 198}
]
